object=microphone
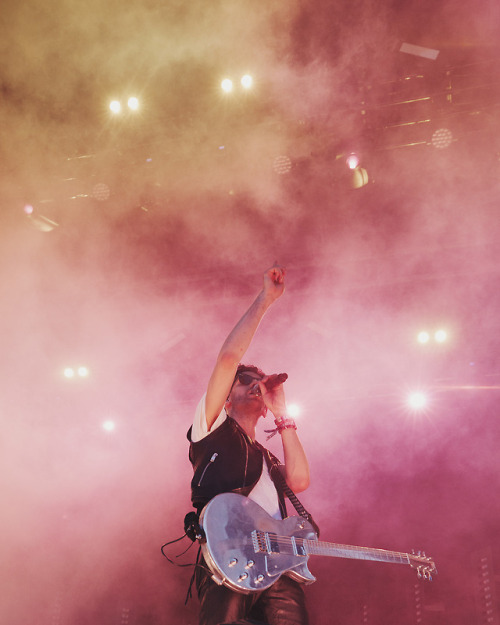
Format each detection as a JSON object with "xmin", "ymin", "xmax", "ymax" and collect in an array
[{"xmin": 264, "ymin": 373, "xmax": 288, "ymax": 391}]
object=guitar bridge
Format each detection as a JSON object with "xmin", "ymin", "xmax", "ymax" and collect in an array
[{"xmin": 251, "ymin": 530, "xmax": 280, "ymax": 554}]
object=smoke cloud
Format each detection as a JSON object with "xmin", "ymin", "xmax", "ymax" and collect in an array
[{"xmin": 1, "ymin": 0, "xmax": 500, "ymax": 623}]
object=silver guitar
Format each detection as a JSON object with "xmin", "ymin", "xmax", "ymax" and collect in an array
[{"xmin": 199, "ymin": 492, "xmax": 436, "ymax": 594}]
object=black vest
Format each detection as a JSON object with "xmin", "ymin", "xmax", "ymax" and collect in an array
[{"xmin": 187, "ymin": 416, "xmax": 286, "ymax": 517}]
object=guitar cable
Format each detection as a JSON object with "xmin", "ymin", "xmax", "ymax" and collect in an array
[
  {"xmin": 160, "ymin": 512, "xmax": 209, "ymax": 604},
  {"xmin": 160, "ymin": 532, "xmax": 197, "ymax": 566}
]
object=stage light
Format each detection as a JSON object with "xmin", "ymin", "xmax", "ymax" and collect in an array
[
  {"xmin": 273, "ymin": 155, "xmax": 292, "ymax": 175},
  {"xmin": 63, "ymin": 367, "xmax": 75, "ymax": 378},
  {"xmin": 241, "ymin": 74, "xmax": 253, "ymax": 89},
  {"xmin": 127, "ymin": 96, "xmax": 139, "ymax": 110},
  {"xmin": 408, "ymin": 391, "xmax": 427, "ymax": 410},
  {"xmin": 351, "ymin": 166, "xmax": 369, "ymax": 189},
  {"xmin": 431, "ymin": 128, "xmax": 453, "ymax": 149},
  {"xmin": 434, "ymin": 329, "xmax": 447, "ymax": 343},
  {"xmin": 417, "ymin": 329, "xmax": 448, "ymax": 344},
  {"xmin": 400, "ymin": 42, "xmax": 439, "ymax": 61},
  {"xmin": 287, "ymin": 403, "xmax": 301, "ymax": 418},
  {"xmin": 77, "ymin": 366, "xmax": 89, "ymax": 377},
  {"xmin": 102, "ymin": 420, "xmax": 116, "ymax": 432},
  {"xmin": 24, "ymin": 206, "xmax": 59, "ymax": 232},
  {"xmin": 221, "ymin": 78, "xmax": 233, "ymax": 93},
  {"xmin": 417, "ymin": 331, "xmax": 430, "ymax": 344},
  {"xmin": 109, "ymin": 100, "xmax": 121, "ymax": 114},
  {"xmin": 91, "ymin": 183, "xmax": 110, "ymax": 201},
  {"xmin": 346, "ymin": 153, "xmax": 360, "ymax": 170}
]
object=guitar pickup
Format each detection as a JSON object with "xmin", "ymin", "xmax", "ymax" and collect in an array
[
  {"xmin": 251, "ymin": 530, "xmax": 280, "ymax": 554},
  {"xmin": 291, "ymin": 536, "xmax": 307, "ymax": 557}
]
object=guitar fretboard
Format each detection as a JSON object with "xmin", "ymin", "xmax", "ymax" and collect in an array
[
  {"xmin": 252, "ymin": 530, "xmax": 434, "ymax": 578},
  {"xmin": 255, "ymin": 532, "xmax": 410, "ymax": 565},
  {"xmin": 303, "ymin": 538, "xmax": 410, "ymax": 565}
]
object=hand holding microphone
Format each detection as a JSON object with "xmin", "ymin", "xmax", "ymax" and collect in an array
[
  {"xmin": 260, "ymin": 373, "xmax": 289, "ymax": 426},
  {"xmin": 253, "ymin": 374, "xmax": 288, "ymax": 417}
]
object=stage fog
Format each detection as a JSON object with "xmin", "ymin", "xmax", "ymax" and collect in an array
[{"xmin": 1, "ymin": 0, "xmax": 500, "ymax": 623}]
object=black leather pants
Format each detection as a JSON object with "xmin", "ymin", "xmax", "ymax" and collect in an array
[{"xmin": 195, "ymin": 561, "xmax": 309, "ymax": 625}]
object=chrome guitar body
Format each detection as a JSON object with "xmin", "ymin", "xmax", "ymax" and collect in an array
[{"xmin": 200, "ymin": 492, "xmax": 317, "ymax": 593}]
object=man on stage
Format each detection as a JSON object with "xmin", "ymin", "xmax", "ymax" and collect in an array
[{"xmin": 188, "ymin": 264, "xmax": 311, "ymax": 625}]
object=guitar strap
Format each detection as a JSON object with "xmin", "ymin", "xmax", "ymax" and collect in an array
[{"xmin": 259, "ymin": 444, "xmax": 321, "ymax": 537}]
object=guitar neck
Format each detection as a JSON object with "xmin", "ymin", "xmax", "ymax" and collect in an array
[{"xmin": 304, "ymin": 538, "xmax": 410, "ymax": 566}]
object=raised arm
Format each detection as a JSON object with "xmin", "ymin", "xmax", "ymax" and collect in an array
[{"xmin": 204, "ymin": 265, "xmax": 285, "ymax": 430}]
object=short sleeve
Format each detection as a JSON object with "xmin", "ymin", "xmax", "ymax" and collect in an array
[{"xmin": 190, "ymin": 393, "xmax": 227, "ymax": 443}]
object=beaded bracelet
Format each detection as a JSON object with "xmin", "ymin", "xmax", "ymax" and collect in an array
[{"xmin": 264, "ymin": 416, "xmax": 297, "ymax": 440}]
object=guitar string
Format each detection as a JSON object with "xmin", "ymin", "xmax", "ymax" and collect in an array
[
  {"xmin": 256, "ymin": 534, "xmax": 427, "ymax": 563},
  {"xmin": 254, "ymin": 536, "xmax": 434, "ymax": 568},
  {"xmin": 252, "ymin": 536, "xmax": 434, "ymax": 572}
]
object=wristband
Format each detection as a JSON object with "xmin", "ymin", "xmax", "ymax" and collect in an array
[{"xmin": 264, "ymin": 416, "xmax": 297, "ymax": 440}]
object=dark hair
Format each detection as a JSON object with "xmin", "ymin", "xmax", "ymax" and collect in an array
[
  {"xmin": 228, "ymin": 363, "xmax": 265, "ymax": 393},
  {"xmin": 235, "ymin": 363, "xmax": 265, "ymax": 378}
]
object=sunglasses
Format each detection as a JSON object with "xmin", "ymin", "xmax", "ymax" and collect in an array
[{"xmin": 236, "ymin": 373, "xmax": 262, "ymax": 386}]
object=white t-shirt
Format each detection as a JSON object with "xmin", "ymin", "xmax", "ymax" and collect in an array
[{"xmin": 192, "ymin": 394, "xmax": 282, "ymax": 519}]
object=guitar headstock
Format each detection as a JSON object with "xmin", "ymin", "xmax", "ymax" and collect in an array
[{"xmin": 409, "ymin": 551, "xmax": 437, "ymax": 581}]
